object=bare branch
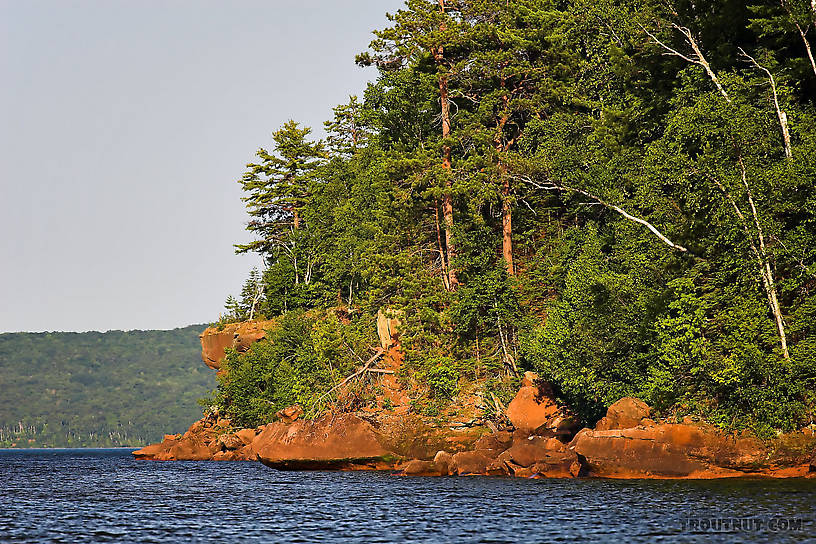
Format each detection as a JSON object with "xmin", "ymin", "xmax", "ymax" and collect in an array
[
  {"xmin": 517, "ymin": 175, "xmax": 690, "ymax": 253},
  {"xmin": 739, "ymin": 48, "xmax": 792, "ymax": 158},
  {"xmin": 781, "ymin": 0, "xmax": 816, "ymax": 78},
  {"xmin": 707, "ymin": 165, "xmax": 790, "ymax": 360},
  {"xmin": 643, "ymin": 24, "xmax": 731, "ymax": 102},
  {"xmin": 642, "ymin": 26, "xmax": 697, "ymax": 64}
]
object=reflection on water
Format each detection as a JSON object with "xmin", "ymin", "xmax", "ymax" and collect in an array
[{"xmin": 0, "ymin": 449, "xmax": 814, "ymax": 543}]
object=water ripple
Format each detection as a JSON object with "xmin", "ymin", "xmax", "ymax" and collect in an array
[{"xmin": 0, "ymin": 449, "xmax": 814, "ymax": 543}]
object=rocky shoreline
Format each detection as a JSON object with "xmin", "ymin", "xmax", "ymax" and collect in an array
[
  {"xmin": 134, "ymin": 322, "xmax": 816, "ymax": 479},
  {"xmin": 134, "ymin": 373, "xmax": 816, "ymax": 480}
]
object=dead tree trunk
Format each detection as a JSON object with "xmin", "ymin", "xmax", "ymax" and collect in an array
[
  {"xmin": 740, "ymin": 49, "xmax": 792, "ymax": 158},
  {"xmin": 709, "ymin": 163, "xmax": 790, "ymax": 360},
  {"xmin": 501, "ymin": 162, "xmax": 514, "ymax": 276},
  {"xmin": 781, "ymin": 0, "xmax": 816, "ymax": 78},
  {"xmin": 434, "ymin": 199, "xmax": 451, "ymax": 290},
  {"xmin": 644, "ymin": 24, "xmax": 731, "ymax": 102}
]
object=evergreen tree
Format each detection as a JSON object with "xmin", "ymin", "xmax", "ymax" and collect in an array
[{"xmin": 236, "ymin": 121, "xmax": 324, "ymax": 255}]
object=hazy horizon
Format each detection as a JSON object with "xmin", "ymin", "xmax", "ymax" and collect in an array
[{"xmin": 1, "ymin": 0, "xmax": 404, "ymax": 333}]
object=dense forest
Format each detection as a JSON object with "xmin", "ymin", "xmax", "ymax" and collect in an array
[
  {"xmin": 214, "ymin": 0, "xmax": 816, "ymax": 438},
  {"xmin": 0, "ymin": 326, "xmax": 210, "ymax": 448}
]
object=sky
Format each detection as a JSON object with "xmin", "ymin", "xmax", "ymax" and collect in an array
[{"xmin": 0, "ymin": 0, "xmax": 404, "ymax": 333}]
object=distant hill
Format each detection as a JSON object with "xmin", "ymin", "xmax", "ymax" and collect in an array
[{"xmin": 0, "ymin": 325, "xmax": 213, "ymax": 448}]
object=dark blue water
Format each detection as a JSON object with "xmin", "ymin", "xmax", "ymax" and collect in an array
[{"xmin": 1, "ymin": 449, "xmax": 814, "ymax": 543}]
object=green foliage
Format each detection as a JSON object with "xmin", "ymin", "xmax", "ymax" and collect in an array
[
  {"xmin": 213, "ymin": 311, "xmax": 376, "ymax": 427},
  {"xmin": 219, "ymin": 0, "xmax": 816, "ymax": 436},
  {"xmin": 0, "ymin": 326, "xmax": 210, "ymax": 447}
]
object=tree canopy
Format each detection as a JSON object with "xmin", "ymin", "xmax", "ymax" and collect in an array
[{"xmin": 218, "ymin": 0, "xmax": 816, "ymax": 437}]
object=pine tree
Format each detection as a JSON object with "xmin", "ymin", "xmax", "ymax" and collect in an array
[
  {"xmin": 236, "ymin": 121, "xmax": 325, "ymax": 255},
  {"xmin": 359, "ymin": 0, "xmax": 468, "ymax": 289}
]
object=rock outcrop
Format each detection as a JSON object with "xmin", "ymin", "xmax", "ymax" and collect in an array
[
  {"xmin": 139, "ymin": 329, "xmax": 816, "ymax": 479},
  {"xmin": 132, "ymin": 413, "xmax": 261, "ymax": 461},
  {"xmin": 568, "ymin": 398, "xmax": 815, "ymax": 479},
  {"xmin": 255, "ymin": 413, "xmax": 393, "ymax": 470},
  {"xmin": 199, "ymin": 320, "xmax": 276, "ymax": 370}
]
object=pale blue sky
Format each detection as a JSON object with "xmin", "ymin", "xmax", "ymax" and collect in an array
[{"xmin": 0, "ymin": 0, "xmax": 403, "ymax": 332}]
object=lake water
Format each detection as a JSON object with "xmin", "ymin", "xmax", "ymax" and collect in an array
[{"xmin": 1, "ymin": 448, "xmax": 814, "ymax": 543}]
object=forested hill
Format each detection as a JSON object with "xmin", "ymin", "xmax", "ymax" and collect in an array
[
  {"xmin": 213, "ymin": 0, "xmax": 816, "ymax": 439},
  {"xmin": 0, "ymin": 326, "xmax": 211, "ymax": 448}
]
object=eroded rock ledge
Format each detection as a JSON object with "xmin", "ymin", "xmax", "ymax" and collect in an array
[{"xmin": 133, "ymin": 371, "xmax": 816, "ymax": 480}]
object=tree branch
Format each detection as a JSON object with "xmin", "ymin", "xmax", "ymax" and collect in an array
[
  {"xmin": 739, "ymin": 48, "xmax": 792, "ymax": 158},
  {"xmin": 781, "ymin": 0, "xmax": 816, "ymax": 78},
  {"xmin": 643, "ymin": 24, "xmax": 731, "ymax": 102},
  {"xmin": 517, "ymin": 175, "xmax": 690, "ymax": 253}
]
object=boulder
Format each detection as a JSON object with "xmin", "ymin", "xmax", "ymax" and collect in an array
[
  {"xmin": 212, "ymin": 450, "xmax": 240, "ymax": 462},
  {"xmin": 473, "ymin": 431, "xmax": 513, "ymax": 454},
  {"xmin": 433, "ymin": 450, "xmax": 453, "ymax": 475},
  {"xmin": 132, "ymin": 442, "xmax": 168, "ymax": 460},
  {"xmin": 168, "ymin": 437, "xmax": 214, "ymax": 461},
  {"xmin": 569, "ymin": 423, "xmax": 767, "ymax": 478},
  {"xmin": 505, "ymin": 379, "xmax": 572, "ymax": 435},
  {"xmin": 504, "ymin": 436, "xmax": 566, "ymax": 468},
  {"xmin": 235, "ymin": 428, "xmax": 257, "ymax": 446},
  {"xmin": 530, "ymin": 453, "xmax": 583, "ymax": 479},
  {"xmin": 255, "ymin": 413, "xmax": 392, "ymax": 470},
  {"xmin": 217, "ymin": 433, "xmax": 245, "ymax": 451},
  {"xmin": 275, "ymin": 405, "xmax": 304, "ymax": 424},
  {"xmin": 449, "ymin": 451, "xmax": 493, "ymax": 475},
  {"xmin": 595, "ymin": 397, "xmax": 651, "ymax": 431},
  {"xmin": 401, "ymin": 460, "xmax": 444, "ymax": 476}
]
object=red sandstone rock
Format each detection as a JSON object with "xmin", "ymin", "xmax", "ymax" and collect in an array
[
  {"xmin": 132, "ymin": 442, "xmax": 168, "ymax": 460},
  {"xmin": 433, "ymin": 450, "xmax": 453, "ymax": 475},
  {"xmin": 275, "ymin": 405, "xmax": 304, "ymax": 424},
  {"xmin": 217, "ymin": 433, "xmax": 244, "ymax": 451},
  {"xmin": 401, "ymin": 459, "xmax": 444, "ymax": 476},
  {"xmin": 449, "ymin": 451, "xmax": 493, "ymax": 475},
  {"xmin": 199, "ymin": 320, "xmax": 276, "ymax": 370},
  {"xmin": 255, "ymin": 413, "xmax": 391, "ymax": 470},
  {"xmin": 504, "ymin": 436, "xmax": 566, "ymax": 467},
  {"xmin": 520, "ymin": 371, "xmax": 539, "ymax": 388},
  {"xmin": 212, "ymin": 450, "xmax": 237, "ymax": 461},
  {"xmin": 505, "ymin": 383, "xmax": 560, "ymax": 433},
  {"xmin": 168, "ymin": 437, "xmax": 213, "ymax": 461},
  {"xmin": 235, "ymin": 428, "xmax": 256, "ymax": 446},
  {"xmin": 505, "ymin": 379, "xmax": 579, "ymax": 439},
  {"xmin": 595, "ymin": 397, "xmax": 651, "ymax": 431},
  {"xmin": 474, "ymin": 431, "xmax": 513, "ymax": 453},
  {"xmin": 569, "ymin": 423, "xmax": 767, "ymax": 478},
  {"xmin": 530, "ymin": 454, "xmax": 583, "ymax": 479}
]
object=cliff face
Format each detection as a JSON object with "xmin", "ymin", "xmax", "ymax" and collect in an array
[
  {"xmin": 199, "ymin": 320, "xmax": 276, "ymax": 370},
  {"xmin": 134, "ymin": 321, "xmax": 816, "ymax": 480}
]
